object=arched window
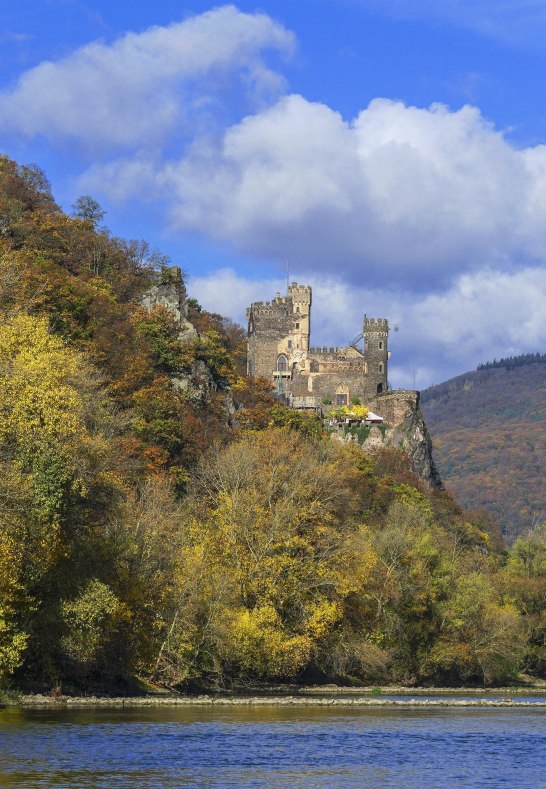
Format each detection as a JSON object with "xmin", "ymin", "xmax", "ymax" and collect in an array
[
  {"xmin": 277, "ymin": 354, "xmax": 288, "ymax": 372},
  {"xmin": 377, "ymin": 383, "xmax": 383, "ymax": 394},
  {"xmin": 335, "ymin": 383, "xmax": 349, "ymax": 406}
]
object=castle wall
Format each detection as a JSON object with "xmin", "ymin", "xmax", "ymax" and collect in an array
[
  {"xmin": 328, "ymin": 389, "xmax": 442, "ymax": 488},
  {"xmin": 290, "ymin": 369, "xmax": 376, "ymax": 403},
  {"xmin": 372, "ymin": 390, "xmax": 420, "ymax": 424}
]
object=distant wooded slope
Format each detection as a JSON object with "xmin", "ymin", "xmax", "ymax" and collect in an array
[{"xmin": 420, "ymin": 359, "xmax": 546, "ymax": 542}]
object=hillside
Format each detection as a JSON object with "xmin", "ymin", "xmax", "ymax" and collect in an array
[
  {"xmin": 2, "ymin": 153, "xmax": 546, "ymax": 691},
  {"xmin": 421, "ymin": 359, "xmax": 546, "ymax": 542}
]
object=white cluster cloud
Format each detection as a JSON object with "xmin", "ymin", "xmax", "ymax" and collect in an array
[
  {"xmin": 155, "ymin": 95, "xmax": 546, "ymax": 288},
  {"xmin": 0, "ymin": 5, "xmax": 293, "ymax": 149},
  {"xmin": 190, "ymin": 266, "xmax": 546, "ymax": 388}
]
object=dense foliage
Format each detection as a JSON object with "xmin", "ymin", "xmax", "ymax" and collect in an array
[
  {"xmin": 421, "ymin": 362, "xmax": 546, "ymax": 542},
  {"xmin": 1, "ymin": 156, "xmax": 545, "ymax": 691}
]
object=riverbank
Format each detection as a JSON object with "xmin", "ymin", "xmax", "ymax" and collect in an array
[{"xmin": 7, "ymin": 687, "xmax": 546, "ymax": 709}]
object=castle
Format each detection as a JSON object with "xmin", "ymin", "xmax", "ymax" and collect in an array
[
  {"xmin": 247, "ymin": 283, "xmax": 390, "ymax": 410},
  {"xmin": 140, "ymin": 271, "xmax": 440, "ymax": 486}
]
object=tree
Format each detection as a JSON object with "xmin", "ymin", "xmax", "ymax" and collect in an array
[
  {"xmin": 72, "ymin": 195, "xmax": 106, "ymax": 227},
  {"xmin": 153, "ymin": 430, "xmax": 364, "ymax": 685},
  {"xmin": 429, "ymin": 573, "xmax": 525, "ymax": 684},
  {"xmin": 503, "ymin": 524, "xmax": 546, "ymax": 676}
]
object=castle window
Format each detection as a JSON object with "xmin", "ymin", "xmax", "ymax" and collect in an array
[
  {"xmin": 295, "ymin": 322, "xmax": 300, "ymax": 329},
  {"xmin": 379, "ymin": 362, "xmax": 384, "ymax": 373},
  {"xmin": 335, "ymin": 383, "xmax": 349, "ymax": 406},
  {"xmin": 287, "ymin": 340, "xmax": 292, "ymax": 349},
  {"xmin": 277, "ymin": 354, "xmax": 288, "ymax": 372},
  {"xmin": 378, "ymin": 341, "xmax": 383, "ymax": 350}
]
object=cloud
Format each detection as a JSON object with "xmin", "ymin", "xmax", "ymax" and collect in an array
[
  {"xmin": 190, "ymin": 266, "xmax": 546, "ymax": 387},
  {"xmin": 0, "ymin": 5, "xmax": 294, "ymax": 150},
  {"xmin": 360, "ymin": 1, "xmax": 546, "ymax": 48},
  {"xmin": 3, "ymin": 4, "xmax": 546, "ymax": 383},
  {"xmin": 7, "ymin": 5, "xmax": 546, "ymax": 295},
  {"xmin": 189, "ymin": 267, "xmax": 284, "ymax": 319},
  {"xmin": 143, "ymin": 95, "xmax": 546, "ymax": 288}
]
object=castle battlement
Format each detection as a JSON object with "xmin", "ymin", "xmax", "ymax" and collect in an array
[
  {"xmin": 249, "ymin": 296, "xmax": 290, "ymax": 309},
  {"xmin": 248, "ymin": 283, "xmax": 312, "ymax": 314},
  {"xmin": 309, "ymin": 346, "xmax": 350, "ymax": 355},
  {"xmin": 288, "ymin": 282, "xmax": 312, "ymax": 304},
  {"xmin": 365, "ymin": 317, "xmax": 389, "ymax": 328}
]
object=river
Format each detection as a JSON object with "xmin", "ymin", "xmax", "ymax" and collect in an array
[{"xmin": 1, "ymin": 702, "xmax": 545, "ymax": 788}]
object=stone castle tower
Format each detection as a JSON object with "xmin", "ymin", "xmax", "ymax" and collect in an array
[{"xmin": 247, "ymin": 283, "xmax": 390, "ymax": 407}]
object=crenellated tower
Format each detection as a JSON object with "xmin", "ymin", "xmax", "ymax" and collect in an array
[
  {"xmin": 287, "ymin": 282, "xmax": 312, "ymax": 354},
  {"xmin": 364, "ymin": 316, "xmax": 389, "ymax": 393},
  {"xmin": 246, "ymin": 293, "xmax": 291, "ymax": 379}
]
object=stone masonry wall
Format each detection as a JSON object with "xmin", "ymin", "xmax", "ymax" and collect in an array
[
  {"xmin": 372, "ymin": 390, "xmax": 420, "ymax": 424},
  {"xmin": 329, "ymin": 389, "xmax": 442, "ymax": 488},
  {"xmin": 247, "ymin": 298, "xmax": 292, "ymax": 379}
]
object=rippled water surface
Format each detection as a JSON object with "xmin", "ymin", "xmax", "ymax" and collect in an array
[{"xmin": 1, "ymin": 704, "xmax": 545, "ymax": 788}]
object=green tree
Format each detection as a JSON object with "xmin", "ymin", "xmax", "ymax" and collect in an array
[{"xmin": 72, "ymin": 195, "xmax": 106, "ymax": 227}]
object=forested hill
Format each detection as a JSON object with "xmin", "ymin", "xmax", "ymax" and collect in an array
[
  {"xmin": 421, "ymin": 358, "xmax": 546, "ymax": 542},
  {"xmin": 2, "ymin": 154, "xmax": 546, "ymax": 693}
]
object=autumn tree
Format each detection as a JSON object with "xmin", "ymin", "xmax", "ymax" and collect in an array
[{"xmin": 153, "ymin": 430, "xmax": 366, "ymax": 685}]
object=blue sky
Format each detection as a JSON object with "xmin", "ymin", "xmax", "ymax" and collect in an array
[{"xmin": 2, "ymin": 0, "xmax": 546, "ymax": 387}]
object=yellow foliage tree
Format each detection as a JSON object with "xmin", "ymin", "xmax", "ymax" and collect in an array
[
  {"xmin": 0, "ymin": 313, "xmax": 84, "ymax": 457},
  {"xmin": 156, "ymin": 430, "xmax": 381, "ymax": 683},
  {"xmin": 0, "ymin": 312, "xmax": 131, "ymax": 685},
  {"xmin": 0, "ymin": 530, "xmax": 28, "ymax": 682}
]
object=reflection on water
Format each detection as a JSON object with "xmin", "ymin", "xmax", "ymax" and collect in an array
[{"xmin": 0, "ymin": 704, "xmax": 545, "ymax": 788}]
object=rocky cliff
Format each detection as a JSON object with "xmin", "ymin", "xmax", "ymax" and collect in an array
[
  {"xmin": 332, "ymin": 390, "xmax": 443, "ymax": 488},
  {"xmin": 140, "ymin": 268, "xmax": 214, "ymax": 405},
  {"xmin": 140, "ymin": 267, "xmax": 197, "ymax": 342}
]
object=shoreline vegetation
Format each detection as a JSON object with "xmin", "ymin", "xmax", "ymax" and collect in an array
[
  {"xmin": 6, "ymin": 686, "xmax": 546, "ymax": 709},
  {"xmin": 5, "ymin": 678, "xmax": 546, "ymax": 708}
]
